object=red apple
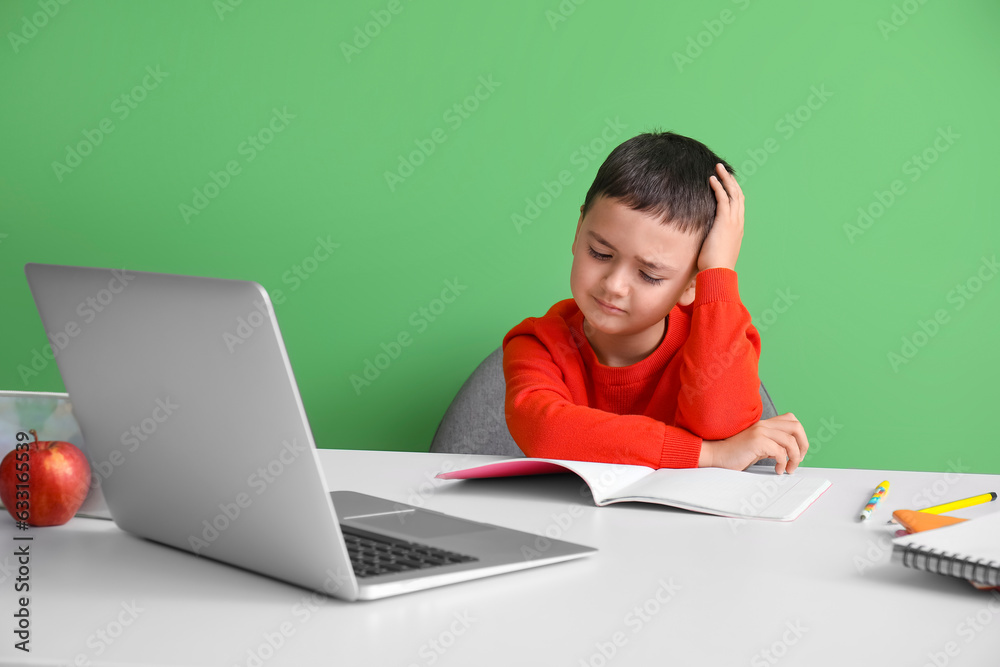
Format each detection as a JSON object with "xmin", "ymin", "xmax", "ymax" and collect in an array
[{"xmin": 0, "ymin": 429, "xmax": 91, "ymax": 527}]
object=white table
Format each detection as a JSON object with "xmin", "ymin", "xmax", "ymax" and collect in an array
[{"xmin": 2, "ymin": 450, "xmax": 999, "ymax": 666}]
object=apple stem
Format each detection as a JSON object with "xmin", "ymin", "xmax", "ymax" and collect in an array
[{"xmin": 28, "ymin": 429, "xmax": 48, "ymax": 451}]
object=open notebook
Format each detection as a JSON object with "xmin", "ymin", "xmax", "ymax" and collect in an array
[
  {"xmin": 436, "ymin": 458, "xmax": 831, "ymax": 521},
  {"xmin": 892, "ymin": 511, "xmax": 1000, "ymax": 587}
]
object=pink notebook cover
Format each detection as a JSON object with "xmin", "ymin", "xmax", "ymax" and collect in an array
[{"xmin": 435, "ymin": 459, "xmax": 571, "ymax": 479}]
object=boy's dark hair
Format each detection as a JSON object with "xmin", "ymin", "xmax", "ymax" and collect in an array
[{"xmin": 581, "ymin": 131, "xmax": 735, "ymax": 241}]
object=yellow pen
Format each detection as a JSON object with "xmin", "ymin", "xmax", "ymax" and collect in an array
[
  {"xmin": 886, "ymin": 492, "xmax": 997, "ymax": 524},
  {"xmin": 919, "ymin": 492, "xmax": 997, "ymax": 514}
]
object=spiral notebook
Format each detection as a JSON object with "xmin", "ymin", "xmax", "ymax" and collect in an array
[{"xmin": 891, "ymin": 511, "xmax": 1000, "ymax": 587}]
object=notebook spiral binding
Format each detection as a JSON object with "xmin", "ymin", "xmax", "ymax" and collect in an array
[{"xmin": 898, "ymin": 544, "xmax": 1000, "ymax": 587}]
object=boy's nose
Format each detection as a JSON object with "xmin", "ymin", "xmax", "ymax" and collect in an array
[{"xmin": 602, "ymin": 269, "xmax": 629, "ymax": 296}]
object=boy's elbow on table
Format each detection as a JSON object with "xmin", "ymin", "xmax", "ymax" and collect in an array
[{"xmin": 680, "ymin": 398, "xmax": 762, "ymax": 442}]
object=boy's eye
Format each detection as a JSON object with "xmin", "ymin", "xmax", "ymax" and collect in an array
[
  {"xmin": 587, "ymin": 247, "xmax": 663, "ymax": 285},
  {"xmin": 587, "ymin": 247, "xmax": 611, "ymax": 261},
  {"xmin": 640, "ymin": 272, "xmax": 662, "ymax": 285}
]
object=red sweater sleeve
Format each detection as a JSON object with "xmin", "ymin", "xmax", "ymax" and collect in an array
[
  {"xmin": 673, "ymin": 268, "xmax": 762, "ymax": 440},
  {"xmin": 502, "ymin": 333, "xmax": 703, "ymax": 469}
]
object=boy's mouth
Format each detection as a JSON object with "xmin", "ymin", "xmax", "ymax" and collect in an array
[{"xmin": 594, "ymin": 297, "xmax": 625, "ymax": 314}]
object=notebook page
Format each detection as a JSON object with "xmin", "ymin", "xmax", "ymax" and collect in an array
[
  {"xmin": 538, "ymin": 459, "xmax": 655, "ymax": 501},
  {"xmin": 893, "ymin": 511, "xmax": 1000, "ymax": 562},
  {"xmin": 613, "ymin": 467, "xmax": 831, "ymax": 520}
]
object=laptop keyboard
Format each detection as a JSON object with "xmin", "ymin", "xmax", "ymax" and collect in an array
[{"xmin": 340, "ymin": 525, "xmax": 479, "ymax": 579}]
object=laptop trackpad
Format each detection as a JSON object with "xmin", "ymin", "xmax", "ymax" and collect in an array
[{"xmin": 349, "ymin": 510, "xmax": 493, "ymax": 540}]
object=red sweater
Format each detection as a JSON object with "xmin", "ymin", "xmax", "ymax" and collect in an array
[{"xmin": 501, "ymin": 268, "xmax": 762, "ymax": 469}]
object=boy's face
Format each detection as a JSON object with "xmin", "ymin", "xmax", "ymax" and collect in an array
[{"xmin": 570, "ymin": 195, "xmax": 701, "ymax": 361}]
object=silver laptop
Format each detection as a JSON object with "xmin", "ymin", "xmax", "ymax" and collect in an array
[{"xmin": 24, "ymin": 263, "xmax": 595, "ymax": 601}]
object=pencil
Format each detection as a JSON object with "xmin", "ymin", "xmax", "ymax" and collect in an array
[{"xmin": 859, "ymin": 481, "xmax": 890, "ymax": 521}]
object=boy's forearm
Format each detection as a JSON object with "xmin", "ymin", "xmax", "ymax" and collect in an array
[
  {"xmin": 504, "ymin": 336, "xmax": 704, "ymax": 468},
  {"xmin": 506, "ymin": 376, "xmax": 704, "ymax": 469},
  {"xmin": 674, "ymin": 268, "xmax": 762, "ymax": 440}
]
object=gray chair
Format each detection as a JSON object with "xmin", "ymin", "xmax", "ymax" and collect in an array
[{"xmin": 430, "ymin": 347, "xmax": 778, "ymax": 465}]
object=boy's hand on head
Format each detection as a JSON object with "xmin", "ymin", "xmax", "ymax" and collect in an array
[
  {"xmin": 697, "ymin": 413, "xmax": 809, "ymax": 475},
  {"xmin": 696, "ymin": 163, "xmax": 745, "ymax": 272}
]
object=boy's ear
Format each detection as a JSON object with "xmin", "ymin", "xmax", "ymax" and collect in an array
[{"xmin": 676, "ymin": 273, "xmax": 698, "ymax": 307}]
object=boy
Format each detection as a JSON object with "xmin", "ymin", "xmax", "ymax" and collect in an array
[{"xmin": 502, "ymin": 131, "xmax": 808, "ymax": 474}]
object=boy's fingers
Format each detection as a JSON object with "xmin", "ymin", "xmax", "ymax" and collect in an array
[
  {"xmin": 772, "ymin": 447, "xmax": 787, "ymax": 475},
  {"xmin": 762, "ymin": 428, "xmax": 801, "ymax": 473},
  {"xmin": 715, "ymin": 163, "xmax": 743, "ymax": 200},
  {"xmin": 769, "ymin": 414, "xmax": 810, "ymax": 461},
  {"xmin": 790, "ymin": 420, "xmax": 809, "ymax": 459},
  {"xmin": 749, "ymin": 432, "xmax": 786, "ymax": 474},
  {"xmin": 708, "ymin": 174, "xmax": 730, "ymax": 213}
]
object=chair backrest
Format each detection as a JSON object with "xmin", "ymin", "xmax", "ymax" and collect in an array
[
  {"xmin": 430, "ymin": 346, "xmax": 778, "ymax": 459},
  {"xmin": 430, "ymin": 347, "xmax": 523, "ymax": 457}
]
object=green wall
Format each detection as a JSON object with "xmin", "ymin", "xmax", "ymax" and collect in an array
[{"xmin": 2, "ymin": 0, "xmax": 998, "ymax": 473}]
